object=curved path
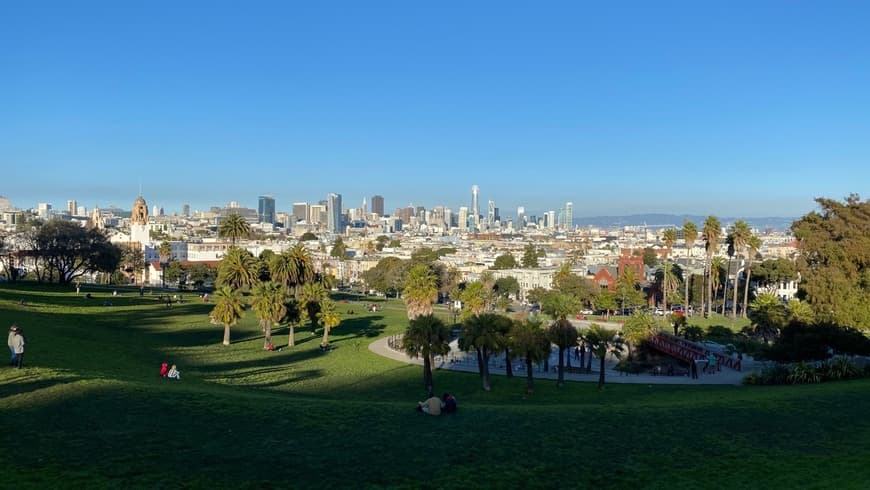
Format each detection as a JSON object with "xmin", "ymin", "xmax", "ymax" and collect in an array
[{"xmin": 369, "ymin": 336, "xmax": 756, "ymax": 385}]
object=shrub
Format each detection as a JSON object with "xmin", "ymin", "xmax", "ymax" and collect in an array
[
  {"xmin": 787, "ymin": 362, "xmax": 821, "ymax": 384},
  {"xmin": 743, "ymin": 364, "xmax": 790, "ymax": 385},
  {"xmin": 819, "ymin": 357, "xmax": 861, "ymax": 381},
  {"xmin": 683, "ymin": 326, "xmax": 703, "ymax": 341}
]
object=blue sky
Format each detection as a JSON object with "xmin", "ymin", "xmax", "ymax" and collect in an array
[{"xmin": 2, "ymin": 1, "xmax": 868, "ymax": 218}]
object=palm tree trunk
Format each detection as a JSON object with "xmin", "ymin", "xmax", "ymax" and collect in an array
[
  {"xmin": 504, "ymin": 348, "xmax": 513, "ymax": 378},
  {"xmin": 598, "ymin": 355, "xmax": 606, "ymax": 389},
  {"xmin": 731, "ymin": 259, "xmax": 740, "ymax": 317},
  {"xmin": 423, "ymin": 351, "xmax": 433, "ymax": 393},
  {"xmin": 479, "ymin": 349, "xmax": 491, "ymax": 391},
  {"xmin": 557, "ymin": 347, "xmax": 565, "ymax": 387},
  {"xmin": 287, "ymin": 324, "xmax": 296, "ymax": 346},
  {"xmin": 663, "ymin": 262, "xmax": 669, "ymax": 312},
  {"xmin": 525, "ymin": 356, "xmax": 534, "ymax": 393},
  {"xmin": 321, "ymin": 326, "xmax": 330, "ymax": 346},
  {"xmin": 707, "ymin": 256, "xmax": 714, "ymax": 317},
  {"xmin": 742, "ymin": 261, "xmax": 753, "ymax": 318},
  {"xmin": 222, "ymin": 324, "xmax": 231, "ymax": 346},
  {"xmin": 263, "ymin": 321, "xmax": 272, "ymax": 349}
]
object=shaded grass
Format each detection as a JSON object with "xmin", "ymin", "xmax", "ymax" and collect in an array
[{"xmin": 1, "ymin": 282, "xmax": 869, "ymax": 489}]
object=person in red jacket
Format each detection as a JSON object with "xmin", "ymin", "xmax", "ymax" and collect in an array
[{"xmin": 159, "ymin": 362, "xmax": 169, "ymax": 377}]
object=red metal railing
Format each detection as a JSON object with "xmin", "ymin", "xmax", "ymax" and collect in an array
[{"xmin": 647, "ymin": 333, "xmax": 742, "ymax": 371}]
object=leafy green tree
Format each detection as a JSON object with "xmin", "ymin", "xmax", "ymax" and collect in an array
[
  {"xmin": 551, "ymin": 264, "xmax": 598, "ymax": 305},
  {"xmin": 642, "ymin": 247, "xmax": 659, "ymax": 268},
  {"xmin": 388, "ymin": 239, "xmax": 401, "ymax": 248},
  {"xmin": 402, "ymin": 264, "xmax": 438, "ymax": 320},
  {"xmin": 163, "ymin": 262, "xmax": 186, "ymax": 287},
  {"xmin": 375, "ymin": 235, "xmax": 389, "ymax": 251},
  {"xmin": 510, "ymin": 317, "xmax": 550, "ymax": 393},
  {"xmin": 209, "ymin": 285, "xmax": 246, "ymax": 345},
  {"xmin": 615, "ymin": 268, "xmax": 644, "ymax": 313},
  {"xmin": 330, "ymin": 237, "xmax": 347, "ymax": 259},
  {"xmin": 494, "ymin": 276, "xmax": 520, "ymax": 301},
  {"xmin": 32, "ymin": 219, "xmax": 123, "ymax": 284},
  {"xmin": 187, "ymin": 263, "xmax": 217, "ymax": 290},
  {"xmin": 597, "ymin": 290, "xmax": 618, "ymax": 320},
  {"xmin": 216, "ymin": 247, "xmax": 260, "ymax": 291},
  {"xmin": 525, "ymin": 287, "xmax": 548, "ymax": 305},
  {"xmin": 122, "ymin": 247, "xmax": 145, "ymax": 285},
  {"xmin": 459, "ymin": 313, "xmax": 505, "ymax": 391},
  {"xmin": 252, "ymin": 281, "xmax": 290, "ymax": 349},
  {"xmin": 404, "ymin": 314, "xmax": 451, "ymax": 393},
  {"xmin": 584, "ymin": 324, "xmax": 624, "ymax": 389},
  {"xmin": 622, "ymin": 311, "xmax": 657, "ymax": 359},
  {"xmin": 492, "ymin": 253, "xmax": 518, "ymax": 270},
  {"xmin": 300, "ymin": 232, "xmax": 318, "ymax": 241},
  {"xmin": 316, "ymin": 298, "xmax": 341, "ymax": 347},
  {"xmin": 521, "ymin": 243, "xmax": 543, "ymax": 268},
  {"xmin": 753, "ymin": 258, "xmax": 797, "ymax": 286},
  {"xmin": 682, "ymin": 221, "xmax": 699, "ymax": 309},
  {"xmin": 702, "ymin": 216, "xmax": 722, "ymax": 317},
  {"xmin": 219, "ymin": 213, "xmax": 251, "ymax": 245}
]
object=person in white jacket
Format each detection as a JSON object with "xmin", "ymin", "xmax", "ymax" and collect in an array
[{"xmin": 167, "ymin": 364, "xmax": 180, "ymax": 380}]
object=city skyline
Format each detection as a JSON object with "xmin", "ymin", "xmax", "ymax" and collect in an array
[{"xmin": 3, "ymin": 3, "xmax": 868, "ymax": 217}]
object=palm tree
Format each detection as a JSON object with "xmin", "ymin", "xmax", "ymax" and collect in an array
[
  {"xmin": 282, "ymin": 298, "xmax": 303, "ymax": 347},
  {"xmin": 702, "ymin": 216, "xmax": 721, "ymax": 317},
  {"xmin": 510, "ymin": 317, "xmax": 550, "ymax": 393},
  {"xmin": 158, "ymin": 241, "xmax": 172, "ymax": 289},
  {"xmin": 548, "ymin": 319, "xmax": 579, "ymax": 387},
  {"xmin": 403, "ymin": 314, "xmax": 451, "ymax": 393},
  {"xmin": 316, "ymin": 298, "xmax": 340, "ymax": 347},
  {"xmin": 749, "ymin": 293, "xmax": 786, "ymax": 343},
  {"xmin": 219, "ymin": 213, "xmax": 250, "ymax": 246},
  {"xmin": 584, "ymin": 323, "xmax": 624, "ymax": 389},
  {"xmin": 729, "ymin": 220, "xmax": 750, "ymax": 317},
  {"xmin": 458, "ymin": 313, "xmax": 505, "ymax": 391},
  {"xmin": 711, "ymin": 256, "xmax": 726, "ymax": 313},
  {"xmin": 288, "ymin": 243, "xmax": 315, "ymax": 292},
  {"xmin": 216, "ymin": 247, "xmax": 260, "ymax": 291},
  {"xmin": 662, "ymin": 228, "xmax": 677, "ymax": 311},
  {"xmin": 299, "ymin": 282, "xmax": 328, "ymax": 329},
  {"xmin": 742, "ymin": 234, "xmax": 762, "ymax": 318},
  {"xmin": 269, "ymin": 250, "xmax": 299, "ymax": 288},
  {"xmin": 402, "ymin": 264, "xmax": 438, "ymax": 320},
  {"xmin": 682, "ymin": 221, "xmax": 698, "ymax": 310},
  {"xmin": 541, "ymin": 292, "xmax": 580, "ymax": 387},
  {"xmin": 209, "ymin": 285, "xmax": 245, "ymax": 345},
  {"xmin": 251, "ymin": 281, "xmax": 290, "ymax": 349}
]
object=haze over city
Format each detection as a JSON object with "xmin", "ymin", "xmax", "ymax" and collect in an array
[{"xmin": 3, "ymin": 2, "xmax": 868, "ymax": 217}]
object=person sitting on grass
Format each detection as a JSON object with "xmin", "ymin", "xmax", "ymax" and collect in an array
[
  {"xmin": 159, "ymin": 362, "xmax": 169, "ymax": 377},
  {"xmin": 417, "ymin": 392, "xmax": 442, "ymax": 415},
  {"xmin": 441, "ymin": 392, "xmax": 457, "ymax": 414},
  {"xmin": 167, "ymin": 364, "xmax": 180, "ymax": 380}
]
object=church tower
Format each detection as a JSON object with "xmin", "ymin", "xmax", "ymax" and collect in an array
[{"xmin": 130, "ymin": 195, "xmax": 151, "ymax": 245}]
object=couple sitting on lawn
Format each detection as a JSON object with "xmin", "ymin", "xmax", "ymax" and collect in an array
[
  {"xmin": 417, "ymin": 392, "xmax": 457, "ymax": 415},
  {"xmin": 159, "ymin": 362, "xmax": 181, "ymax": 380}
]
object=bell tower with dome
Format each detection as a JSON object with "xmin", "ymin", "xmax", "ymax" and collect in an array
[{"xmin": 130, "ymin": 195, "xmax": 151, "ymax": 245}]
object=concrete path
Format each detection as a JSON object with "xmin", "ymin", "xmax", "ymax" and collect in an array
[{"xmin": 369, "ymin": 336, "xmax": 758, "ymax": 386}]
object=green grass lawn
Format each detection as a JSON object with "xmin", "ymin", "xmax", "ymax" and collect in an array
[{"xmin": 1, "ymin": 282, "xmax": 869, "ymax": 489}]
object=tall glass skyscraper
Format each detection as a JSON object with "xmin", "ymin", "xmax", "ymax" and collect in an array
[
  {"xmin": 327, "ymin": 193, "xmax": 342, "ymax": 233},
  {"xmin": 258, "ymin": 195, "xmax": 276, "ymax": 224},
  {"xmin": 471, "ymin": 184, "xmax": 480, "ymax": 229}
]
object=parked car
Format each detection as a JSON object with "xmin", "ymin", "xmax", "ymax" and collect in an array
[
  {"xmin": 581, "ymin": 309, "xmax": 594, "ymax": 315},
  {"xmin": 654, "ymin": 308, "xmax": 665, "ymax": 316}
]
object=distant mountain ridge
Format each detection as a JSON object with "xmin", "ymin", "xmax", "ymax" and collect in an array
[{"xmin": 573, "ymin": 214, "xmax": 796, "ymax": 231}]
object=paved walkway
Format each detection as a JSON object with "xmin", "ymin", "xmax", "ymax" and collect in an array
[{"xmin": 369, "ymin": 336, "xmax": 758, "ymax": 385}]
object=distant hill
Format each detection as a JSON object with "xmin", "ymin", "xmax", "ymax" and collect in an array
[{"xmin": 573, "ymin": 214, "xmax": 796, "ymax": 231}]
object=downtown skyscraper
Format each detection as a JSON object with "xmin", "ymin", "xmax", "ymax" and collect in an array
[
  {"xmin": 471, "ymin": 184, "xmax": 480, "ymax": 230},
  {"xmin": 327, "ymin": 193, "xmax": 342, "ymax": 233},
  {"xmin": 258, "ymin": 195, "xmax": 276, "ymax": 224}
]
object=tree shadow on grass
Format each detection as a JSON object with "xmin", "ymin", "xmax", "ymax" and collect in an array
[{"xmin": 0, "ymin": 375, "xmax": 81, "ymax": 398}]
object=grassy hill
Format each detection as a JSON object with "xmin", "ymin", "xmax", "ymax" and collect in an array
[{"xmin": 1, "ymin": 282, "xmax": 869, "ymax": 489}]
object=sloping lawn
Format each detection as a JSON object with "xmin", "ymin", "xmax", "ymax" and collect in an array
[{"xmin": 1, "ymin": 283, "xmax": 869, "ymax": 489}]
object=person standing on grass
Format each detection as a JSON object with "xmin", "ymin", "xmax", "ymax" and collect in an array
[
  {"xmin": 7, "ymin": 325, "xmax": 17, "ymax": 366},
  {"xmin": 11, "ymin": 327, "xmax": 25, "ymax": 368}
]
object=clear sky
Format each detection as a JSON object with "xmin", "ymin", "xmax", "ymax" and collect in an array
[{"xmin": 2, "ymin": 1, "xmax": 868, "ymax": 218}]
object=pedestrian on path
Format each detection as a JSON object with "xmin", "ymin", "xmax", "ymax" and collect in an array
[{"xmin": 691, "ymin": 360, "xmax": 698, "ymax": 379}]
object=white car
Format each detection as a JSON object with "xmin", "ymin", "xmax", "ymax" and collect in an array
[
  {"xmin": 581, "ymin": 309, "xmax": 594, "ymax": 315},
  {"xmin": 654, "ymin": 308, "xmax": 665, "ymax": 315}
]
